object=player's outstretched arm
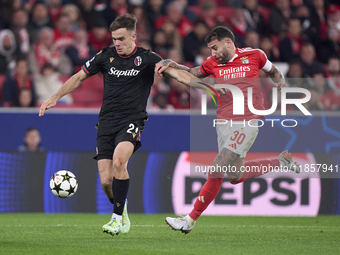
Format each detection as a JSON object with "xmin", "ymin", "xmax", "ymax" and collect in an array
[
  {"xmin": 155, "ymin": 59, "xmax": 207, "ymax": 78},
  {"xmin": 39, "ymin": 69, "xmax": 88, "ymax": 116},
  {"xmin": 163, "ymin": 67, "xmax": 219, "ymax": 94},
  {"xmin": 263, "ymin": 64, "xmax": 288, "ymax": 91}
]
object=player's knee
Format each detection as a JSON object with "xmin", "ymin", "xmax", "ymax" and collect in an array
[
  {"xmin": 113, "ymin": 157, "xmax": 125, "ymax": 172},
  {"xmin": 100, "ymin": 178, "xmax": 112, "ymax": 190}
]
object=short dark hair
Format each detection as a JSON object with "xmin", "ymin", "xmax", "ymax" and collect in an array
[
  {"xmin": 25, "ymin": 127, "xmax": 39, "ymax": 135},
  {"xmin": 41, "ymin": 62, "xmax": 55, "ymax": 73},
  {"xmin": 205, "ymin": 26, "xmax": 235, "ymax": 44},
  {"xmin": 16, "ymin": 55, "xmax": 27, "ymax": 63},
  {"xmin": 109, "ymin": 14, "xmax": 137, "ymax": 32}
]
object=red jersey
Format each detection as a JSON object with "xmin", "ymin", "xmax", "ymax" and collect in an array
[{"xmin": 200, "ymin": 47, "xmax": 272, "ymax": 121}]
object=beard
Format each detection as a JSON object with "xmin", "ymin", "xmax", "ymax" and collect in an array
[{"xmin": 216, "ymin": 52, "xmax": 230, "ymax": 64}]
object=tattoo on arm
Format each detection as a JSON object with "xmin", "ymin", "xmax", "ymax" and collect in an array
[
  {"xmin": 161, "ymin": 59, "xmax": 207, "ymax": 78},
  {"xmin": 169, "ymin": 61, "xmax": 190, "ymax": 72},
  {"xmin": 161, "ymin": 59, "xmax": 172, "ymax": 67},
  {"xmin": 189, "ymin": 66, "xmax": 207, "ymax": 78},
  {"xmin": 265, "ymin": 65, "xmax": 285, "ymax": 83},
  {"xmin": 160, "ymin": 59, "xmax": 189, "ymax": 71}
]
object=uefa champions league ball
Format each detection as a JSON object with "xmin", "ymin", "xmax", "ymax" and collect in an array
[{"xmin": 50, "ymin": 170, "xmax": 78, "ymax": 198}]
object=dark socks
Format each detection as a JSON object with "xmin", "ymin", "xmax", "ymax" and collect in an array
[{"xmin": 112, "ymin": 178, "xmax": 129, "ymax": 215}]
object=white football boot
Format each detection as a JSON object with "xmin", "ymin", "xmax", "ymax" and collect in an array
[
  {"xmin": 278, "ymin": 150, "xmax": 301, "ymax": 173},
  {"xmin": 165, "ymin": 215, "xmax": 196, "ymax": 234}
]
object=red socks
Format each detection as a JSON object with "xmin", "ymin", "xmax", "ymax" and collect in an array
[
  {"xmin": 189, "ymin": 159, "xmax": 281, "ymax": 221},
  {"xmin": 189, "ymin": 177, "xmax": 223, "ymax": 221}
]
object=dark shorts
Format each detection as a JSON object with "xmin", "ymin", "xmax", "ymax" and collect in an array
[{"xmin": 93, "ymin": 120, "xmax": 145, "ymax": 160}]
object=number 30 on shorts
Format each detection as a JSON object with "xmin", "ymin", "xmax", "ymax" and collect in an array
[{"xmin": 230, "ymin": 131, "xmax": 246, "ymax": 144}]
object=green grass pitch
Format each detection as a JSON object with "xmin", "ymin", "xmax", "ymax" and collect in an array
[{"xmin": 0, "ymin": 214, "xmax": 339, "ymax": 255}]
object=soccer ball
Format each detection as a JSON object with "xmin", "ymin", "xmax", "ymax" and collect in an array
[{"xmin": 50, "ymin": 170, "xmax": 78, "ymax": 198}]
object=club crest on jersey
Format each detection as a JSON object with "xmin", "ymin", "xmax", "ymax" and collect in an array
[
  {"xmin": 240, "ymin": 56, "xmax": 249, "ymax": 64},
  {"xmin": 134, "ymin": 56, "xmax": 142, "ymax": 66}
]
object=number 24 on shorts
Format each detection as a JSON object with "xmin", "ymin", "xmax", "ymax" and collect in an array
[{"xmin": 126, "ymin": 123, "xmax": 139, "ymax": 134}]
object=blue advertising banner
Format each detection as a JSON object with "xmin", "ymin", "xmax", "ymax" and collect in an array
[{"xmin": 0, "ymin": 110, "xmax": 339, "ymax": 153}]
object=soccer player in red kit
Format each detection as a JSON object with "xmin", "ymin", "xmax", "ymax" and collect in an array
[{"xmin": 155, "ymin": 26, "xmax": 301, "ymax": 233}]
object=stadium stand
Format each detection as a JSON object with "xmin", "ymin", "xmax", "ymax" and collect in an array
[{"xmin": 0, "ymin": 0, "xmax": 339, "ymax": 111}]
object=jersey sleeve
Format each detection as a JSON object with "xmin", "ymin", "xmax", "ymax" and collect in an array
[
  {"xmin": 256, "ymin": 49, "xmax": 272, "ymax": 72},
  {"xmin": 200, "ymin": 57, "xmax": 214, "ymax": 76},
  {"xmin": 147, "ymin": 50, "xmax": 163, "ymax": 70},
  {"xmin": 81, "ymin": 49, "xmax": 104, "ymax": 76}
]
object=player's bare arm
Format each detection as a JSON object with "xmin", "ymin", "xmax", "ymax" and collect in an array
[
  {"xmin": 188, "ymin": 66, "xmax": 207, "ymax": 78},
  {"xmin": 163, "ymin": 67, "xmax": 217, "ymax": 93},
  {"xmin": 155, "ymin": 59, "xmax": 208, "ymax": 78},
  {"xmin": 39, "ymin": 69, "xmax": 88, "ymax": 116},
  {"xmin": 263, "ymin": 64, "xmax": 288, "ymax": 91},
  {"xmin": 163, "ymin": 66, "xmax": 201, "ymax": 85}
]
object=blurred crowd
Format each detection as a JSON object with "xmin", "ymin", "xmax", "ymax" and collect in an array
[{"xmin": 0, "ymin": 0, "xmax": 339, "ymax": 111}]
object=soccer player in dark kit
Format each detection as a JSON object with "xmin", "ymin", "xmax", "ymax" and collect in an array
[{"xmin": 39, "ymin": 13, "xmax": 208, "ymax": 236}]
